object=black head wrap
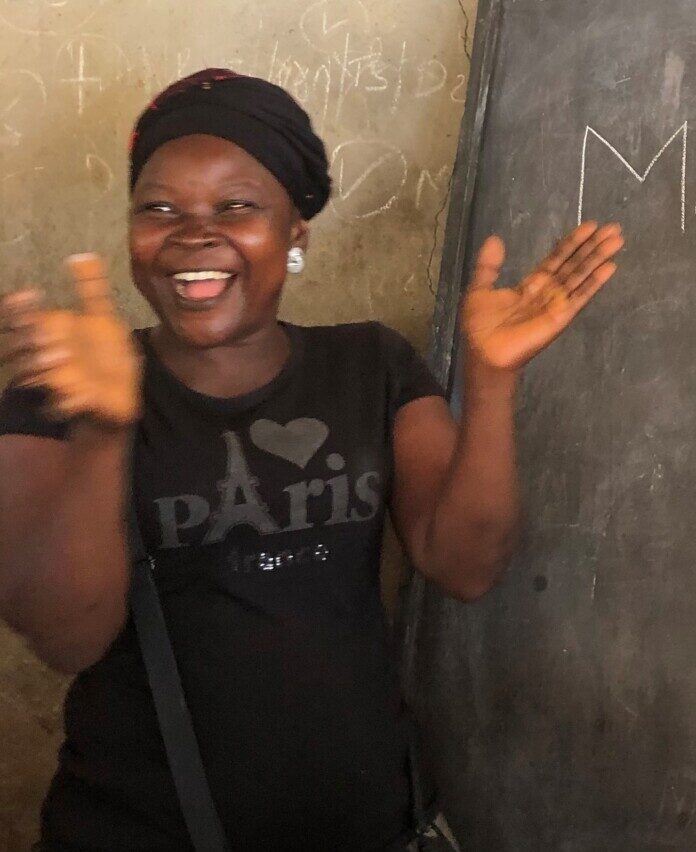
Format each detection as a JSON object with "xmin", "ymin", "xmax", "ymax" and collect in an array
[{"xmin": 129, "ymin": 69, "xmax": 331, "ymax": 220}]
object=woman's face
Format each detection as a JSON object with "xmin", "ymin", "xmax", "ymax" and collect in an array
[{"xmin": 129, "ymin": 134, "xmax": 308, "ymax": 349}]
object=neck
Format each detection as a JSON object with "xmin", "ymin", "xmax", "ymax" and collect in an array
[{"xmin": 149, "ymin": 322, "xmax": 292, "ymax": 398}]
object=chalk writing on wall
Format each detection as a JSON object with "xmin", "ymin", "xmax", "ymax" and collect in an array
[
  {"xmin": 0, "ymin": 0, "xmax": 471, "ymax": 250},
  {"xmin": 577, "ymin": 122, "xmax": 688, "ymax": 231}
]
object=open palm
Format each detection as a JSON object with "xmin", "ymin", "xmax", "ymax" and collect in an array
[{"xmin": 463, "ymin": 221, "xmax": 624, "ymax": 371}]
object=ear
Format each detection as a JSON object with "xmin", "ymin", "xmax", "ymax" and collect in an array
[{"xmin": 290, "ymin": 218, "xmax": 310, "ymax": 253}]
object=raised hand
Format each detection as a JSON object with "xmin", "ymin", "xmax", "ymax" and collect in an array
[
  {"xmin": 462, "ymin": 221, "xmax": 624, "ymax": 372},
  {"xmin": 0, "ymin": 254, "xmax": 141, "ymax": 427}
]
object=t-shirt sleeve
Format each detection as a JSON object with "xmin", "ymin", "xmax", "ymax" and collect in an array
[
  {"xmin": 0, "ymin": 384, "xmax": 68, "ymax": 440},
  {"xmin": 376, "ymin": 323, "xmax": 444, "ymax": 424}
]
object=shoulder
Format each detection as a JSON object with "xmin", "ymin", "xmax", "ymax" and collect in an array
[
  {"xmin": 290, "ymin": 321, "xmax": 412, "ymax": 359},
  {"xmin": 291, "ymin": 320, "xmax": 442, "ymax": 409}
]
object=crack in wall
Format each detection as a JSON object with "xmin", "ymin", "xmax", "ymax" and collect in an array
[
  {"xmin": 426, "ymin": 169, "xmax": 455, "ymax": 295},
  {"xmin": 425, "ymin": 0, "xmax": 473, "ymax": 296},
  {"xmin": 458, "ymin": 0, "xmax": 473, "ymax": 62}
]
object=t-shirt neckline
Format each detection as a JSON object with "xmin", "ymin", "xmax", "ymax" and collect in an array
[{"xmin": 136, "ymin": 322, "xmax": 303, "ymax": 414}]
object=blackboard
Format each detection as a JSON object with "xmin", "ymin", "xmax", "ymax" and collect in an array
[{"xmin": 407, "ymin": 1, "xmax": 696, "ymax": 848}]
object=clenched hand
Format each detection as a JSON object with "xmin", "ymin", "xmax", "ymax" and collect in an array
[{"xmin": 0, "ymin": 254, "xmax": 141, "ymax": 427}]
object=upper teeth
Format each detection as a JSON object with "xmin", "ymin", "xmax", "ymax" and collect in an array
[{"xmin": 173, "ymin": 271, "xmax": 232, "ymax": 282}]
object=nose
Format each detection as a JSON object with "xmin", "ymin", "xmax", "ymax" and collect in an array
[{"xmin": 169, "ymin": 213, "xmax": 222, "ymax": 249}]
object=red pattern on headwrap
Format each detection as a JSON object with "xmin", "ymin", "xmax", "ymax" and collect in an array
[{"xmin": 149, "ymin": 69, "xmax": 241, "ymax": 111}]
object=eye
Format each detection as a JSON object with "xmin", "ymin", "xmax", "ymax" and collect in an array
[
  {"xmin": 217, "ymin": 199, "xmax": 258, "ymax": 215},
  {"xmin": 133, "ymin": 201, "xmax": 178, "ymax": 216}
]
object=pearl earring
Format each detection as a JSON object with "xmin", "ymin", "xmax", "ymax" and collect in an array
[{"xmin": 287, "ymin": 247, "xmax": 305, "ymax": 274}]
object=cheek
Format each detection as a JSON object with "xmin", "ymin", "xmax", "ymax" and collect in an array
[
  {"xmin": 128, "ymin": 226, "xmax": 165, "ymax": 307},
  {"xmin": 235, "ymin": 217, "xmax": 291, "ymax": 273},
  {"xmin": 129, "ymin": 223, "xmax": 161, "ymax": 269}
]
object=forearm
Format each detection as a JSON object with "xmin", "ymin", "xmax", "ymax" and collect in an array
[
  {"xmin": 1, "ymin": 423, "xmax": 131, "ymax": 672},
  {"xmin": 423, "ymin": 357, "xmax": 520, "ymax": 598}
]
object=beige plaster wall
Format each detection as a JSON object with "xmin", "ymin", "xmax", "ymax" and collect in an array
[{"xmin": 0, "ymin": 0, "xmax": 475, "ymax": 845}]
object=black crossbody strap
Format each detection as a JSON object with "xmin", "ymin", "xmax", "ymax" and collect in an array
[{"xmin": 128, "ymin": 501, "xmax": 230, "ymax": 852}]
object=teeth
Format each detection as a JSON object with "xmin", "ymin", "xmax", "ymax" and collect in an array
[{"xmin": 172, "ymin": 271, "xmax": 233, "ymax": 282}]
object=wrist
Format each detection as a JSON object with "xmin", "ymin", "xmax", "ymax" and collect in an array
[
  {"xmin": 465, "ymin": 351, "xmax": 518, "ymax": 401},
  {"xmin": 67, "ymin": 417, "xmax": 132, "ymax": 452}
]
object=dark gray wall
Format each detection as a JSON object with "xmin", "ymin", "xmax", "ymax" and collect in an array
[{"xmin": 413, "ymin": 1, "xmax": 696, "ymax": 849}]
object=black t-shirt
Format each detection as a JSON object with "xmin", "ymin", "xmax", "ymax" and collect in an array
[{"xmin": 0, "ymin": 322, "xmax": 443, "ymax": 851}]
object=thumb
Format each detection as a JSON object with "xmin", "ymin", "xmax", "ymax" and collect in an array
[
  {"xmin": 65, "ymin": 253, "xmax": 113, "ymax": 316},
  {"xmin": 469, "ymin": 235, "xmax": 506, "ymax": 291}
]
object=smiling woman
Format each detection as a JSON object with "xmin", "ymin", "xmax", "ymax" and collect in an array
[
  {"xmin": 0, "ymin": 68, "xmax": 622, "ymax": 851},
  {"xmin": 130, "ymin": 134, "xmax": 306, "ymax": 366}
]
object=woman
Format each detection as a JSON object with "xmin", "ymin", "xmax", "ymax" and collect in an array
[{"xmin": 0, "ymin": 69, "xmax": 623, "ymax": 850}]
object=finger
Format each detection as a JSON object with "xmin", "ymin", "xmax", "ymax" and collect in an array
[
  {"xmin": 44, "ymin": 370, "xmax": 94, "ymax": 417},
  {"xmin": 0, "ymin": 310, "xmax": 72, "ymax": 367},
  {"xmin": 567, "ymin": 261, "xmax": 617, "ymax": 310},
  {"xmin": 0, "ymin": 315, "xmax": 63, "ymax": 358},
  {"xmin": 0, "ymin": 327, "xmax": 38, "ymax": 363},
  {"xmin": 14, "ymin": 360, "xmax": 77, "ymax": 391},
  {"xmin": 44, "ymin": 389, "xmax": 92, "ymax": 420},
  {"xmin": 11, "ymin": 348, "xmax": 72, "ymax": 384},
  {"xmin": 470, "ymin": 236, "xmax": 506, "ymax": 291},
  {"xmin": 555, "ymin": 222, "xmax": 622, "ymax": 283},
  {"xmin": 562, "ymin": 235, "xmax": 624, "ymax": 295},
  {"xmin": 538, "ymin": 221, "xmax": 599, "ymax": 275},
  {"xmin": 65, "ymin": 253, "xmax": 113, "ymax": 316},
  {"xmin": 520, "ymin": 270, "xmax": 553, "ymax": 300},
  {"xmin": 0, "ymin": 289, "xmax": 44, "ymax": 332}
]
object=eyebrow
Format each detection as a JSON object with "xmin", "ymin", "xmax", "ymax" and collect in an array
[{"xmin": 135, "ymin": 178, "xmax": 265, "ymax": 195}]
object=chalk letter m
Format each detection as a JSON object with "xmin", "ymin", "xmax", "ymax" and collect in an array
[{"xmin": 577, "ymin": 122, "xmax": 688, "ymax": 231}]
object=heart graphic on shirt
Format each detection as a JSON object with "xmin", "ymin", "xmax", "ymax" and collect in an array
[{"xmin": 249, "ymin": 418, "xmax": 329, "ymax": 468}]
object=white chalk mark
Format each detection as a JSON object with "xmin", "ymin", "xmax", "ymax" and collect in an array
[
  {"xmin": 0, "ymin": 167, "xmax": 44, "ymax": 246},
  {"xmin": 363, "ymin": 52, "xmax": 389, "ymax": 93},
  {"xmin": 578, "ymin": 122, "xmax": 688, "ymax": 232},
  {"xmin": 450, "ymin": 73, "xmax": 467, "ymax": 103},
  {"xmin": 1, "ymin": 123, "xmax": 20, "ymax": 146},
  {"xmin": 267, "ymin": 40, "xmax": 279, "ymax": 82},
  {"xmin": 85, "ymin": 141, "xmax": 114, "ymax": 200},
  {"xmin": 313, "ymin": 63, "xmax": 331, "ymax": 134},
  {"xmin": 682, "ymin": 123, "xmax": 688, "ymax": 232},
  {"xmin": 59, "ymin": 32, "xmax": 132, "ymax": 72},
  {"xmin": 0, "ymin": 70, "xmax": 47, "ymax": 147},
  {"xmin": 176, "ymin": 49, "xmax": 191, "ymax": 80},
  {"xmin": 291, "ymin": 61, "xmax": 310, "ymax": 103},
  {"xmin": 415, "ymin": 165, "xmax": 450, "ymax": 208},
  {"xmin": 4, "ymin": 70, "xmax": 47, "ymax": 103},
  {"xmin": 322, "ymin": 8, "xmax": 348, "ymax": 36},
  {"xmin": 390, "ymin": 40, "xmax": 407, "ymax": 114},
  {"xmin": 591, "ymin": 572, "xmax": 597, "ymax": 601},
  {"xmin": 415, "ymin": 59, "xmax": 448, "ymax": 99},
  {"xmin": 61, "ymin": 42, "xmax": 101, "ymax": 115},
  {"xmin": 0, "ymin": 0, "xmax": 107, "ymax": 36},
  {"xmin": 57, "ymin": 33, "xmax": 132, "ymax": 113},
  {"xmin": 299, "ymin": 0, "xmax": 370, "ymax": 55},
  {"xmin": 275, "ymin": 56, "xmax": 294, "ymax": 90},
  {"xmin": 330, "ymin": 139, "xmax": 408, "ymax": 220},
  {"xmin": 1, "ymin": 97, "xmax": 19, "ymax": 116},
  {"xmin": 337, "ymin": 150, "xmax": 394, "ymax": 200},
  {"xmin": 334, "ymin": 31, "xmax": 352, "ymax": 123}
]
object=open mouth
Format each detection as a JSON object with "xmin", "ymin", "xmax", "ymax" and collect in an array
[{"xmin": 170, "ymin": 270, "xmax": 236, "ymax": 305}]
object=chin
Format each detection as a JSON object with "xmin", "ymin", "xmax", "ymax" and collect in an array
[
  {"xmin": 138, "ymin": 290, "xmax": 248, "ymax": 351},
  {"xmin": 168, "ymin": 316, "xmax": 248, "ymax": 349}
]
